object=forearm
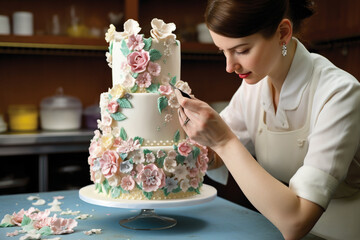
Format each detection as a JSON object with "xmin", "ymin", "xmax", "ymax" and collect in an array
[{"xmin": 213, "ymin": 136, "xmax": 322, "ymax": 239}]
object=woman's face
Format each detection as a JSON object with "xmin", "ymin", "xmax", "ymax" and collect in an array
[{"xmin": 209, "ymin": 30, "xmax": 281, "ymax": 84}]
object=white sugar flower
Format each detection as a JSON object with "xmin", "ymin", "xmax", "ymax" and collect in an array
[
  {"xmin": 167, "ymin": 150, "xmax": 177, "ymax": 159},
  {"xmin": 132, "ymin": 150, "xmax": 145, "ymax": 164},
  {"xmin": 145, "ymin": 152, "xmax": 156, "ymax": 163},
  {"xmin": 173, "ymin": 164, "xmax": 188, "ymax": 181},
  {"xmin": 168, "ymin": 94, "xmax": 180, "ymax": 108},
  {"xmin": 105, "ymin": 52, "xmax": 112, "ymax": 68},
  {"xmin": 163, "ymin": 157, "xmax": 177, "ymax": 173},
  {"xmin": 122, "ymin": 73, "xmax": 136, "ymax": 89},
  {"xmin": 117, "ymin": 19, "xmax": 141, "ymax": 40},
  {"xmin": 165, "ymin": 177, "xmax": 178, "ymax": 193},
  {"xmin": 105, "ymin": 24, "xmax": 116, "ymax": 43},
  {"xmin": 175, "ymin": 80, "xmax": 192, "ymax": 95},
  {"xmin": 180, "ymin": 178, "xmax": 190, "ymax": 192},
  {"xmin": 150, "ymin": 18, "xmax": 176, "ymax": 41}
]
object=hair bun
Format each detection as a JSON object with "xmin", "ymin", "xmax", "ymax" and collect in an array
[{"xmin": 288, "ymin": 0, "xmax": 315, "ymax": 33}]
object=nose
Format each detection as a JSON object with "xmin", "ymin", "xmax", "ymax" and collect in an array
[{"xmin": 225, "ymin": 55, "xmax": 240, "ymax": 73}]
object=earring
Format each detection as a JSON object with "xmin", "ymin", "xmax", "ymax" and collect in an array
[{"xmin": 282, "ymin": 42, "xmax": 287, "ymax": 57}]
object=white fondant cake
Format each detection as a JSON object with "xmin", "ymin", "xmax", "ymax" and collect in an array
[{"xmin": 87, "ymin": 19, "xmax": 209, "ymax": 200}]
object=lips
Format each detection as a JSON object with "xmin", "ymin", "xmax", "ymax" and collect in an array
[{"xmin": 238, "ymin": 72, "xmax": 251, "ymax": 79}]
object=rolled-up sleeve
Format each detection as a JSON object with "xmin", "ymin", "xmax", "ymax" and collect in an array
[{"xmin": 289, "ymin": 165, "xmax": 338, "ymax": 209}]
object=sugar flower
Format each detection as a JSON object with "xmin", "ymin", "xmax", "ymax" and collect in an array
[
  {"xmin": 127, "ymin": 49, "xmax": 150, "ymax": 73},
  {"xmin": 164, "ymin": 113, "xmax": 173, "ymax": 123},
  {"xmin": 107, "ymin": 174, "xmax": 121, "ymax": 187},
  {"xmin": 100, "ymin": 134, "xmax": 114, "ymax": 149},
  {"xmin": 138, "ymin": 163, "xmax": 166, "ymax": 192},
  {"xmin": 167, "ymin": 150, "xmax": 177, "ymax": 159},
  {"xmin": 180, "ymin": 179, "xmax": 190, "ymax": 192},
  {"xmin": 159, "ymin": 85, "xmax": 173, "ymax": 95},
  {"xmin": 163, "ymin": 157, "xmax": 177, "ymax": 173},
  {"xmin": 117, "ymin": 19, "xmax": 141, "ymax": 40},
  {"xmin": 101, "ymin": 112, "xmax": 112, "ymax": 127},
  {"xmin": 116, "ymin": 138, "xmax": 141, "ymax": 153},
  {"xmin": 175, "ymin": 80, "xmax": 192, "ymax": 95},
  {"xmin": 173, "ymin": 164, "xmax": 188, "ymax": 181},
  {"xmin": 136, "ymin": 72, "xmax": 152, "ymax": 88},
  {"xmin": 105, "ymin": 24, "xmax": 116, "ymax": 43},
  {"xmin": 150, "ymin": 18, "xmax": 176, "ymax": 41},
  {"xmin": 120, "ymin": 160, "xmax": 133, "ymax": 174},
  {"xmin": 147, "ymin": 62, "xmax": 161, "ymax": 76},
  {"xmin": 157, "ymin": 149, "xmax": 166, "ymax": 158},
  {"xmin": 105, "ymin": 52, "xmax": 112, "ymax": 68},
  {"xmin": 89, "ymin": 141, "xmax": 103, "ymax": 158},
  {"xmin": 165, "ymin": 177, "xmax": 178, "ymax": 193},
  {"xmin": 132, "ymin": 150, "xmax": 145, "ymax": 164},
  {"xmin": 121, "ymin": 175, "xmax": 135, "ymax": 191},
  {"xmin": 190, "ymin": 178, "xmax": 199, "ymax": 189},
  {"xmin": 145, "ymin": 152, "xmax": 156, "ymax": 163},
  {"xmin": 94, "ymin": 171, "xmax": 105, "ymax": 184},
  {"xmin": 127, "ymin": 34, "xmax": 145, "ymax": 51},
  {"xmin": 178, "ymin": 141, "xmax": 192, "ymax": 157},
  {"xmin": 168, "ymin": 94, "xmax": 180, "ymax": 108},
  {"xmin": 122, "ymin": 73, "xmax": 136, "ymax": 89},
  {"xmin": 107, "ymin": 100, "xmax": 119, "ymax": 114},
  {"xmin": 110, "ymin": 84, "xmax": 126, "ymax": 99}
]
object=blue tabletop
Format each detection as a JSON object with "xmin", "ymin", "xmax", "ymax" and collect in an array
[{"xmin": 0, "ymin": 190, "xmax": 321, "ymax": 240}]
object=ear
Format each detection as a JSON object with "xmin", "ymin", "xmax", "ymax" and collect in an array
[{"xmin": 278, "ymin": 19, "xmax": 292, "ymax": 45}]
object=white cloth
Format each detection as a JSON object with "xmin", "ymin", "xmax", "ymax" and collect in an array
[{"xmin": 206, "ymin": 38, "xmax": 360, "ymax": 238}]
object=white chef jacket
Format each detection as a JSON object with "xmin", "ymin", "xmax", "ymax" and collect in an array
[{"xmin": 207, "ymin": 38, "xmax": 360, "ymax": 210}]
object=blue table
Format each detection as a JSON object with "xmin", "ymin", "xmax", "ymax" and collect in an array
[{"xmin": 0, "ymin": 190, "xmax": 322, "ymax": 239}]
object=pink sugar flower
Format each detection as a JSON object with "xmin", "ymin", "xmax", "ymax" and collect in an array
[
  {"xmin": 189, "ymin": 167, "xmax": 199, "ymax": 178},
  {"xmin": 127, "ymin": 49, "xmax": 150, "ymax": 73},
  {"xmin": 101, "ymin": 150, "xmax": 120, "ymax": 178},
  {"xmin": 178, "ymin": 142, "xmax": 192, "ymax": 157},
  {"xmin": 147, "ymin": 62, "xmax": 161, "ymax": 76},
  {"xmin": 121, "ymin": 175, "xmax": 135, "ymax": 191},
  {"xmin": 190, "ymin": 178, "xmax": 199, "ymax": 189},
  {"xmin": 127, "ymin": 34, "xmax": 145, "ymax": 51},
  {"xmin": 48, "ymin": 216, "xmax": 78, "ymax": 234},
  {"xmin": 158, "ymin": 85, "xmax": 173, "ymax": 95},
  {"xmin": 116, "ymin": 138, "xmax": 141, "ymax": 153},
  {"xmin": 138, "ymin": 163, "xmax": 166, "ymax": 192},
  {"xmin": 136, "ymin": 72, "xmax": 152, "ymax": 88},
  {"xmin": 107, "ymin": 100, "xmax": 119, "ymax": 114}
]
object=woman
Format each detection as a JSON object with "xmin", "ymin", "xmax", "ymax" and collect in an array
[{"xmin": 176, "ymin": 0, "xmax": 360, "ymax": 239}]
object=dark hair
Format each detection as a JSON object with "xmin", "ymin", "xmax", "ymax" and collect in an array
[{"xmin": 205, "ymin": 0, "xmax": 314, "ymax": 38}]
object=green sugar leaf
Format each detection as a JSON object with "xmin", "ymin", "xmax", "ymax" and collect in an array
[
  {"xmin": 21, "ymin": 215, "xmax": 31, "ymax": 226},
  {"xmin": 170, "ymin": 76, "xmax": 177, "ymax": 86},
  {"xmin": 143, "ymin": 191, "xmax": 153, "ymax": 200},
  {"xmin": 149, "ymin": 49, "xmax": 162, "ymax": 61},
  {"xmin": 172, "ymin": 186, "xmax": 182, "ymax": 193},
  {"xmin": 117, "ymin": 98, "xmax": 132, "ymax": 108},
  {"xmin": 173, "ymin": 130, "xmax": 180, "ymax": 143},
  {"xmin": 157, "ymin": 96, "xmax": 168, "ymax": 114},
  {"xmin": 131, "ymin": 84, "xmax": 138, "ymax": 93},
  {"xmin": 134, "ymin": 136, "xmax": 144, "ymax": 145},
  {"xmin": 102, "ymin": 179, "xmax": 111, "ymax": 194},
  {"xmin": 111, "ymin": 187, "xmax": 121, "ymax": 198},
  {"xmin": 109, "ymin": 41, "xmax": 113, "ymax": 55},
  {"xmin": 146, "ymin": 83, "xmax": 160, "ymax": 93},
  {"xmin": 143, "ymin": 37, "xmax": 152, "ymax": 51},
  {"xmin": 120, "ymin": 127, "xmax": 127, "ymax": 140},
  {"xmin": 143, "ymin": 149, "xmax": 153, "ymax": 155},
  {"xmin": 120, "ymin": 153, "xmax": 128, "ymax": 160},
  {"xmin": 156, "ymin": 156, "xmax": 165, "ymax": 168},
  {"xmin": 192, "ymin": 146, "xmax": 200, "ymax": 159},
  {"xmin": 111, "ymin": 112, "xmax": 127, "ymax": 121},
  {"xmin": 38, "ymin": 226, "xmax": 52, "ymax": 236},
  {"xmin": 131, "ymin": 72, "xmax": 139, "ymax": 79},
  {"xmin": 176, "ymin": 154, "xmax": 186, "ymax": 165},
  {"xmin": 120, "ymin": 39, "xmax": 131, "ymax": 57}
]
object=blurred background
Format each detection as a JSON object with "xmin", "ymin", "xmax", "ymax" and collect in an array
[{"xmin": 0, "ymin": 0, "xmax": 359, "ymax": 211}]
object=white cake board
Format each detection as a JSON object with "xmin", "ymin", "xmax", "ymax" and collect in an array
[
  {"xmin": 79, "ymin": 184, "xmax": 217, "ymax": 230},
  {"xmin": 79, "ymin": 184, "xmax": 217, "ymax": 209}
]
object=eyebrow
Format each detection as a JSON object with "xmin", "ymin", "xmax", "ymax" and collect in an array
[{"xmin": 219, "ymin": 43, "xmax": 249, "ymax": 51}]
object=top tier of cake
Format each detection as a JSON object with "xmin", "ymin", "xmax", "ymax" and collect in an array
[{"xmin": 102, "ymin": 19, "xmax": 191, "ymax": 145}]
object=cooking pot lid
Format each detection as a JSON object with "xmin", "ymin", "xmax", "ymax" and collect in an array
[{"xmin": 41, "ymin": 87, "xmax": 82, "ymax": 109}]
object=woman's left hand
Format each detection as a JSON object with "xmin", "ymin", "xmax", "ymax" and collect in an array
[{"xmin": 175, "ymin": 89, "xmax": 236, "ymax": 150}]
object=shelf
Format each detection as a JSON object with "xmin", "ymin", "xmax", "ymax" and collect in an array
[{"xmin": 0, "ymin": 35, "xmax": 220, "ymax": 56}]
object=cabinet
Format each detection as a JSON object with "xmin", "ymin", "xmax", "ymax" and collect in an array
[{"xmin": 0, "ymin": 0, "xmax": 240, "ymax": 116}]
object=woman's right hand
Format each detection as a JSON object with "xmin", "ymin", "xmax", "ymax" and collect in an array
[{"xmin": 175, "ymin": 89, "xmax": 237, "ymax": 152}]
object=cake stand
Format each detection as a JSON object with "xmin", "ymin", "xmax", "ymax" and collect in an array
[{"xmin": 79, "ymin": 184, "xmax": 217, "ymax": 230}]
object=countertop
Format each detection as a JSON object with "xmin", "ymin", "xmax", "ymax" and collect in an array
[{"xmin": 0, "ymin": 189, "xmax": 323, "ymax": 240}]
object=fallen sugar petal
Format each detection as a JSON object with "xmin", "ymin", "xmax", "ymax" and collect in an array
[
  {"xmin": 32, "ymin": 199, "xmax": 46, "ymax": 206},
  {"xmin": 60, "ymin": 209, "xmax": 80, "ymax": 215},
  {"xmin": 53, "ymin": 196, "xmax": 64, "ymax": 200},
  {"xmin": 27, "ymin": 196, "xmax": 40, "ymax": 201},
  {"xmin": 83, "ymin": 229, "xmax": 102, "ymax": 235},
  {"xmin": 48, "ymin": 199, "xmax": 62, "ymax": 206},
  {"xmin": 75, "ymin": 214, "xmax": 92, "ymax": 220},
  {"xmin": 6, "ymin": 230, "xmax": 19, "ymax": 237}
]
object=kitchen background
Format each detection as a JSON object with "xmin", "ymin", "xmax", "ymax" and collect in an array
[{"xmin": 0, "ymin": 0, "xmax": 359, "ymax": 211}]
